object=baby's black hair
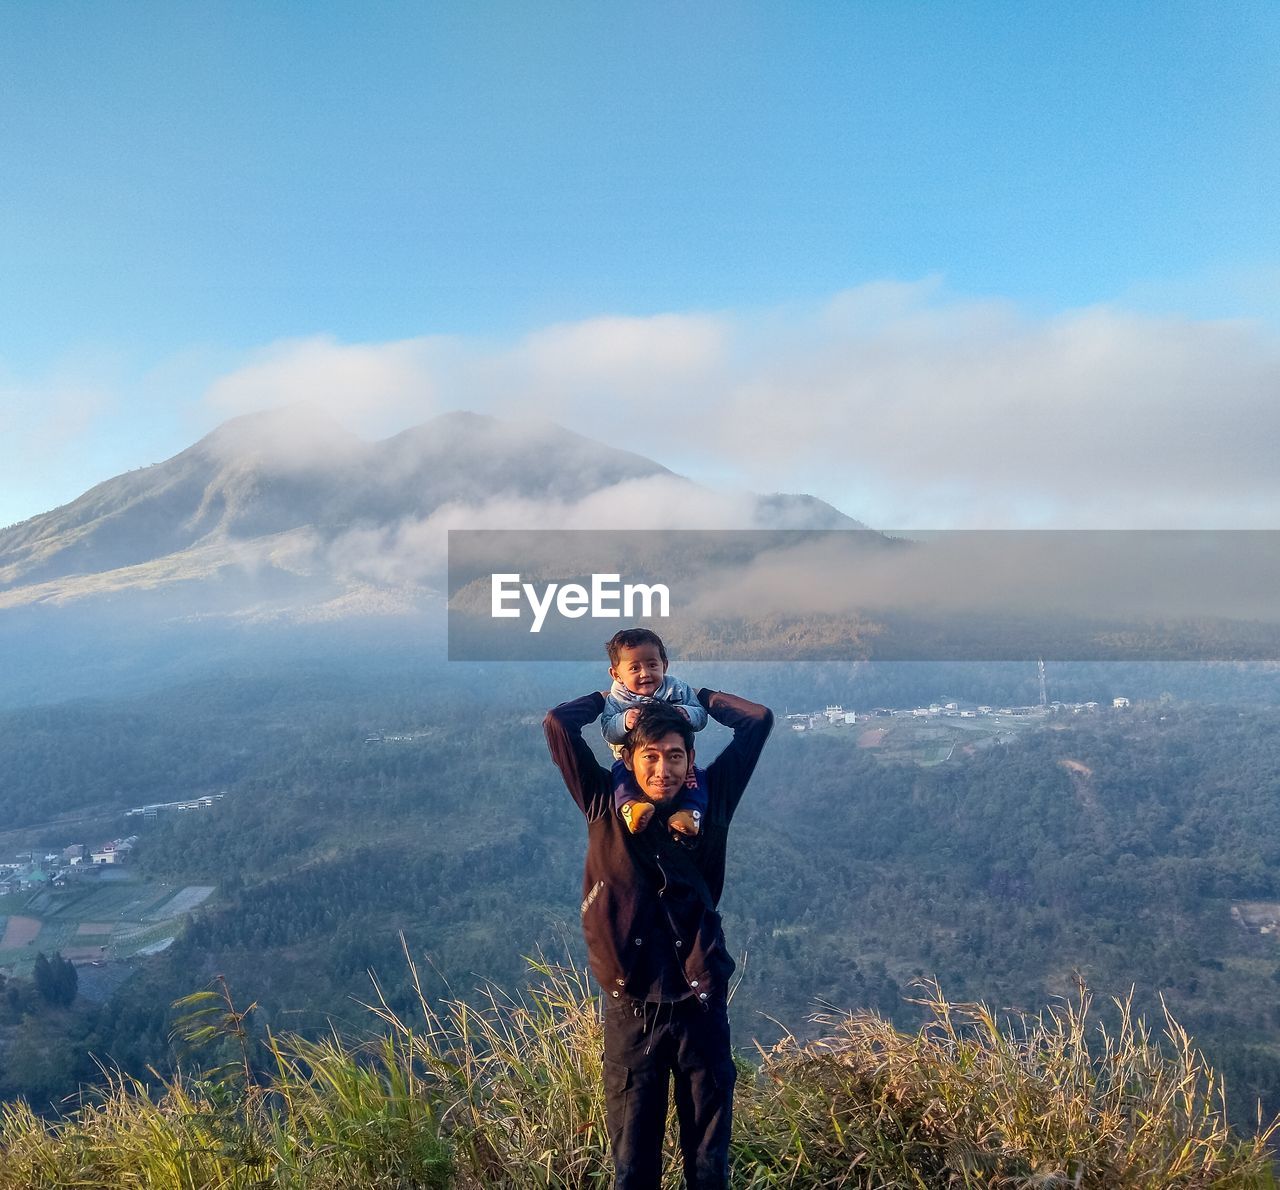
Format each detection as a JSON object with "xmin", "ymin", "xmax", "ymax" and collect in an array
[{"xmin": 605, "ymin": 628, "xmax": 668, "ymax": 667}]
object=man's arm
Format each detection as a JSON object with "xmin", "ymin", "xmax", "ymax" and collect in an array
[
  {"xmin": 697, "ymin": 689, "xmax": 774, "ymax": 822},
  {"xmin": 543, "ymin": 692, "xmax": 612, "ymax": 821}
]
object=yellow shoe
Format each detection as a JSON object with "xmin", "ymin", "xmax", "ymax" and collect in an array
[
  {"xmin": 621, "ymin": 800, "xmax": 655, "ymax": 833},
  {"xmin": 668, "ymin": 808, "xmax": 701, "ymax": 838}
]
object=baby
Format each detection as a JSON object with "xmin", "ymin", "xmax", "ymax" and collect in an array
[{"xmin": 602, "ymin": 628, "xmax": 708, "ymax": 838}]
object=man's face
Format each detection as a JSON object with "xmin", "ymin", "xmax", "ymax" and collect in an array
[
  {"xmin": 623, "ymin": 730, "xmax": 693, "ymax": 803},
  {"xmin": 609, "ymin": 642, "xmax": 668, "ymax": 696}
]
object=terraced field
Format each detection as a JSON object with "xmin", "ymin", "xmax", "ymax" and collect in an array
[
  {"xmin": 0, "ymin": 876, "xmax": 214, "ymax": 976},
  {"xmin": 813, "ymin": 712, "xmax": 1039, "ymax": 766}
]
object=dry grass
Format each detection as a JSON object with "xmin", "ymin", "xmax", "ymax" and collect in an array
[
  {"xmin": 733, "ymin": 979, "xmax": 1279, "ymax": 1188},
  {"xmin": 1, "ymin": 958, "xmax": 1276, "ymax": 1188}
]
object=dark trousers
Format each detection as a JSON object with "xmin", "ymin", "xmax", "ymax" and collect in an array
[{"xmin": 602, "ymin": 995, "xmax": 736, "ymax": 1190}]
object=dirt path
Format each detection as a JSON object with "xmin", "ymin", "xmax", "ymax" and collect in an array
[{"xmin": 1058, "ymin": 758, "xmax": 1107, "ymax": 844}]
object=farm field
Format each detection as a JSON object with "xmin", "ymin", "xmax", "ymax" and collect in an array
[
  {"xmin": 0, "ymin": 875, "xmax": 214, "ymax": 976},
  {"xmin": 807, "ymin": 711, "xmax": 1043, "ymax": 765}
]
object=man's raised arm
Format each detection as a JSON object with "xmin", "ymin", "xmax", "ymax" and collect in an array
[
  {"xmin": 697, "ymin": 689, "xmax": 774, "ymax": 821},
  {"xmin": 543, "ymin": 692, "xmax": 612, "ymax": 821}
]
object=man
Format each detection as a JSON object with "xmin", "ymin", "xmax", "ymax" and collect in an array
[{"xmin": 543, "ymin": 681, "xmax": 773, "ymax": 1190}]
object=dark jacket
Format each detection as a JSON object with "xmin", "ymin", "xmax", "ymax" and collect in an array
[{"xmin": 544, "ymin": 689, "xmax": 773, "ymax": 1006}]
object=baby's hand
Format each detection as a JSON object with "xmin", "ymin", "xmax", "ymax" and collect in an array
[
  {"xmin": 676, "ymin": 707, "xmax": 691, "ymax": 721},
  {"xmin": 624, "ymin": 708, "xmax": 640, "ymax": 730}
]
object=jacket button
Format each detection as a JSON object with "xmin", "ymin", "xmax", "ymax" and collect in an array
[
  {"xmin": 615, "ymin": 979, "xmax": 625, "ymax": 986},
  {"xmin": 690, "ymin": 980, "xmax": 699, "ymax": 988},
  {"xmin": 611, "ymin": 990, "xmax": 620, "ymax": 998},
  {"xmin": 674, "ymin": 940, "xmax": 682, "ymax": 948},
  {"xmin": 634, "ymin": 938, "xmax": 643, "ymax": 946},
  {"xmin": 699, "ymin": 992, "xmax": 708, "ymax": 1000}
]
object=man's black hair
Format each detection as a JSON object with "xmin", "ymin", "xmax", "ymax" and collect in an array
[
  {"xmin": 606, "ymin": 628, "xmax": 668, "ymax": 668},
  {"xmin": 622, "ymin": 702, "xmax": 695, "ymax": 756}
]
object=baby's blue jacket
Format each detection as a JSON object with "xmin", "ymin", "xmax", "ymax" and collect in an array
[{"xmin": 602, "ymin": 675, "xmax": 709, "ymax": 744}]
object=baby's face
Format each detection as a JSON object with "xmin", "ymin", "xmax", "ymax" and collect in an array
[{"xmin": 610, "ymin": 643, "xmax": 668, "ymax": 696}]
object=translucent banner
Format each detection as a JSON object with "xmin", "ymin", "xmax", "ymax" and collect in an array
[{"xmin": 447, "ymin": 529, "xmax": 1280, "ymax": 661}]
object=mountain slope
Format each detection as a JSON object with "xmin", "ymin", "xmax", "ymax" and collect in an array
[{"xmin": 0, "ymin": 408, "xmax": 864, "ymax": 617}]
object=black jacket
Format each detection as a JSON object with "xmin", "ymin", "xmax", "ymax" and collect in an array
[{"xmin": 543, "ymin": 689, "xmax": 773, "ymax": 1006}]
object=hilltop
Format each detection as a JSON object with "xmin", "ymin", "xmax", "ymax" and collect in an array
[{"xmin": 1, "ymin": 960, "xmax": 1276, "ymax": 1188}]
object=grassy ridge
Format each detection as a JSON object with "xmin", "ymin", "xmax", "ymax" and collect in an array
[{"xmin": 2, "ymin": 957, "xmax": 1276, "ymax": 1189}]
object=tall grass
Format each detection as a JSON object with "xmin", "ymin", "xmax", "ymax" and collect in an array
[
  {"xmin": 732, "ymin": 980, "xmax": 1279, "ymax": 1188},
  {"xmin": 1, "ymin": 956, "xmax": 1275, "ymax": 1188}
]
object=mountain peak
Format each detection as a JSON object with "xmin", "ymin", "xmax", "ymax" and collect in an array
[
  {"xmin": 0, "ymin": 408, "xmax": 865, "ymax": 608},
  {"xmin": 188, "ymin": 405, "xmax": 362, "ymax": 469}
]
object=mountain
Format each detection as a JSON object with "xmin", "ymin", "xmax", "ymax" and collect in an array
[{"xmin": 0, "ymin": 408, "xmax": 865, "ymax": 620}]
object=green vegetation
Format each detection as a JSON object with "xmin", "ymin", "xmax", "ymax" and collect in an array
[
  {"xmin": 1, "ymin": 960, "xmax": 1275, "ymax": 1188},
  {"xmin": 31, "ymin": 953, "xmax": 76, "ymax": 1008},
  {"xmin": 0, "ymin": 875, "xmax": 194, "ymax": 978},
  {"xmin": 4, "ymin": 661, "xmax": 1280, "ymax": 1129}
]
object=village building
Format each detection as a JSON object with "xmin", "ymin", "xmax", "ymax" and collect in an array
[{"xmin": 89, "ymin": 839, "xmax": 135, "ymax": 865}]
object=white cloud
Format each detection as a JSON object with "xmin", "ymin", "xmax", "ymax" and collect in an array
[
  {"xmin": 682, "ymin": 291, "xmax": 1280, "ymax": 528},
  {"xmin": 203, "ymin": 313, "xmax": 727, "ymax": 427},
  {"xmin": 12, "ymin": 281, "xmax": 1276, "ymax": 534},
  {"xmin": 204, "ymin": 334, "xmax": 453, "ymax": 426},
  {"xmin": 502, "ymin": 313, "xmax": 728, "ymax": 415},
  {"xmin": 0, "ymin": 356, "xmax": 119, "ymax": 527},
  {"xmin": 191, "ymin": 284, "xmax": 1280, "ymax": 529},
  {"xmin": 0, "ymin": 373, "xmax": 109, "ymax": 456},
  {"xmin": 321, "ymin": 474, "xmax": 756, "ymax": 588}
]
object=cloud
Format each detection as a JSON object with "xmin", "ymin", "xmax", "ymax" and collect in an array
[
  {"xmin": 204, "ymin": 334, "xmax": 453, "ymax": 426},
  {"xmin": 203, "ymin": 312, "xmax": 726, "ymax": 426},
  {"xmin": 499, "ymin": 313, "xmax": 728, "ymax": 417},
  {"xmin": 663, "ymin": 287, "xmax": 1280, "ymax": 528},
  {"xmin": 677, "ymin": 530, "xmax": 1280, "ymax": 626},
  {"xmin": 0, "ymin": 372, "xmax": 110, "ymax": 458},
  {"xmin": 196, "ymin": 284, "xmax": 1280, "ymax": 528},
  {"xmin": 320, "ymin": 475, "xmax": 758, "ymax": 589},
  {"xmin": 0, "ymin": 356, "xmax": 119, "ymax": 528}
]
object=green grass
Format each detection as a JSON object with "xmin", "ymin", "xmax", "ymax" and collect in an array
[
  {"xmin": 1, "ymin": 956, "xmax": 1277, "ymax": 1188},
  {"xmin": 109, "ymin": 920, "xmax": 179, "ymax": 959},
  {"xmin": 44, "ymin": 880, "xmax": 171, "ymax": 920}
]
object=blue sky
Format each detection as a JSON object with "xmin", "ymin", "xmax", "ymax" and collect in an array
[{"xmin": 2, "ymin": 2, "xmax": 1278, "ymax": 530}]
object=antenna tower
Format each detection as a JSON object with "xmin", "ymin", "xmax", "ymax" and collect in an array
[{"xmin": 1038, "ymin": 658, "xmax": 1047, "ymax": 708}]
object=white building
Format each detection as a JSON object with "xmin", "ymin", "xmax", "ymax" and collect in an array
[{"xmin": 89, "ymin": 839, "xmax": 134, "ymax": 865}]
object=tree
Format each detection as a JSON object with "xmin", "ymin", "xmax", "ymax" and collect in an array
[
  {"xmin": 32, "ymin": 952, "xmax": 52, "ymax": 1002},
  {"xmin": 33, "ymin": 951, "xmax": 77, "ymax": 1007}
]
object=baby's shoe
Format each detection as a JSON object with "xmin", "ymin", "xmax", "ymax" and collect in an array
[
  {"xmin": 620, "ymin": 800, "xmax": 655, "ymax": 833},
  {"xmin": 668, "ymin": 808, "xmax": 702, "ymax": 838}
]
